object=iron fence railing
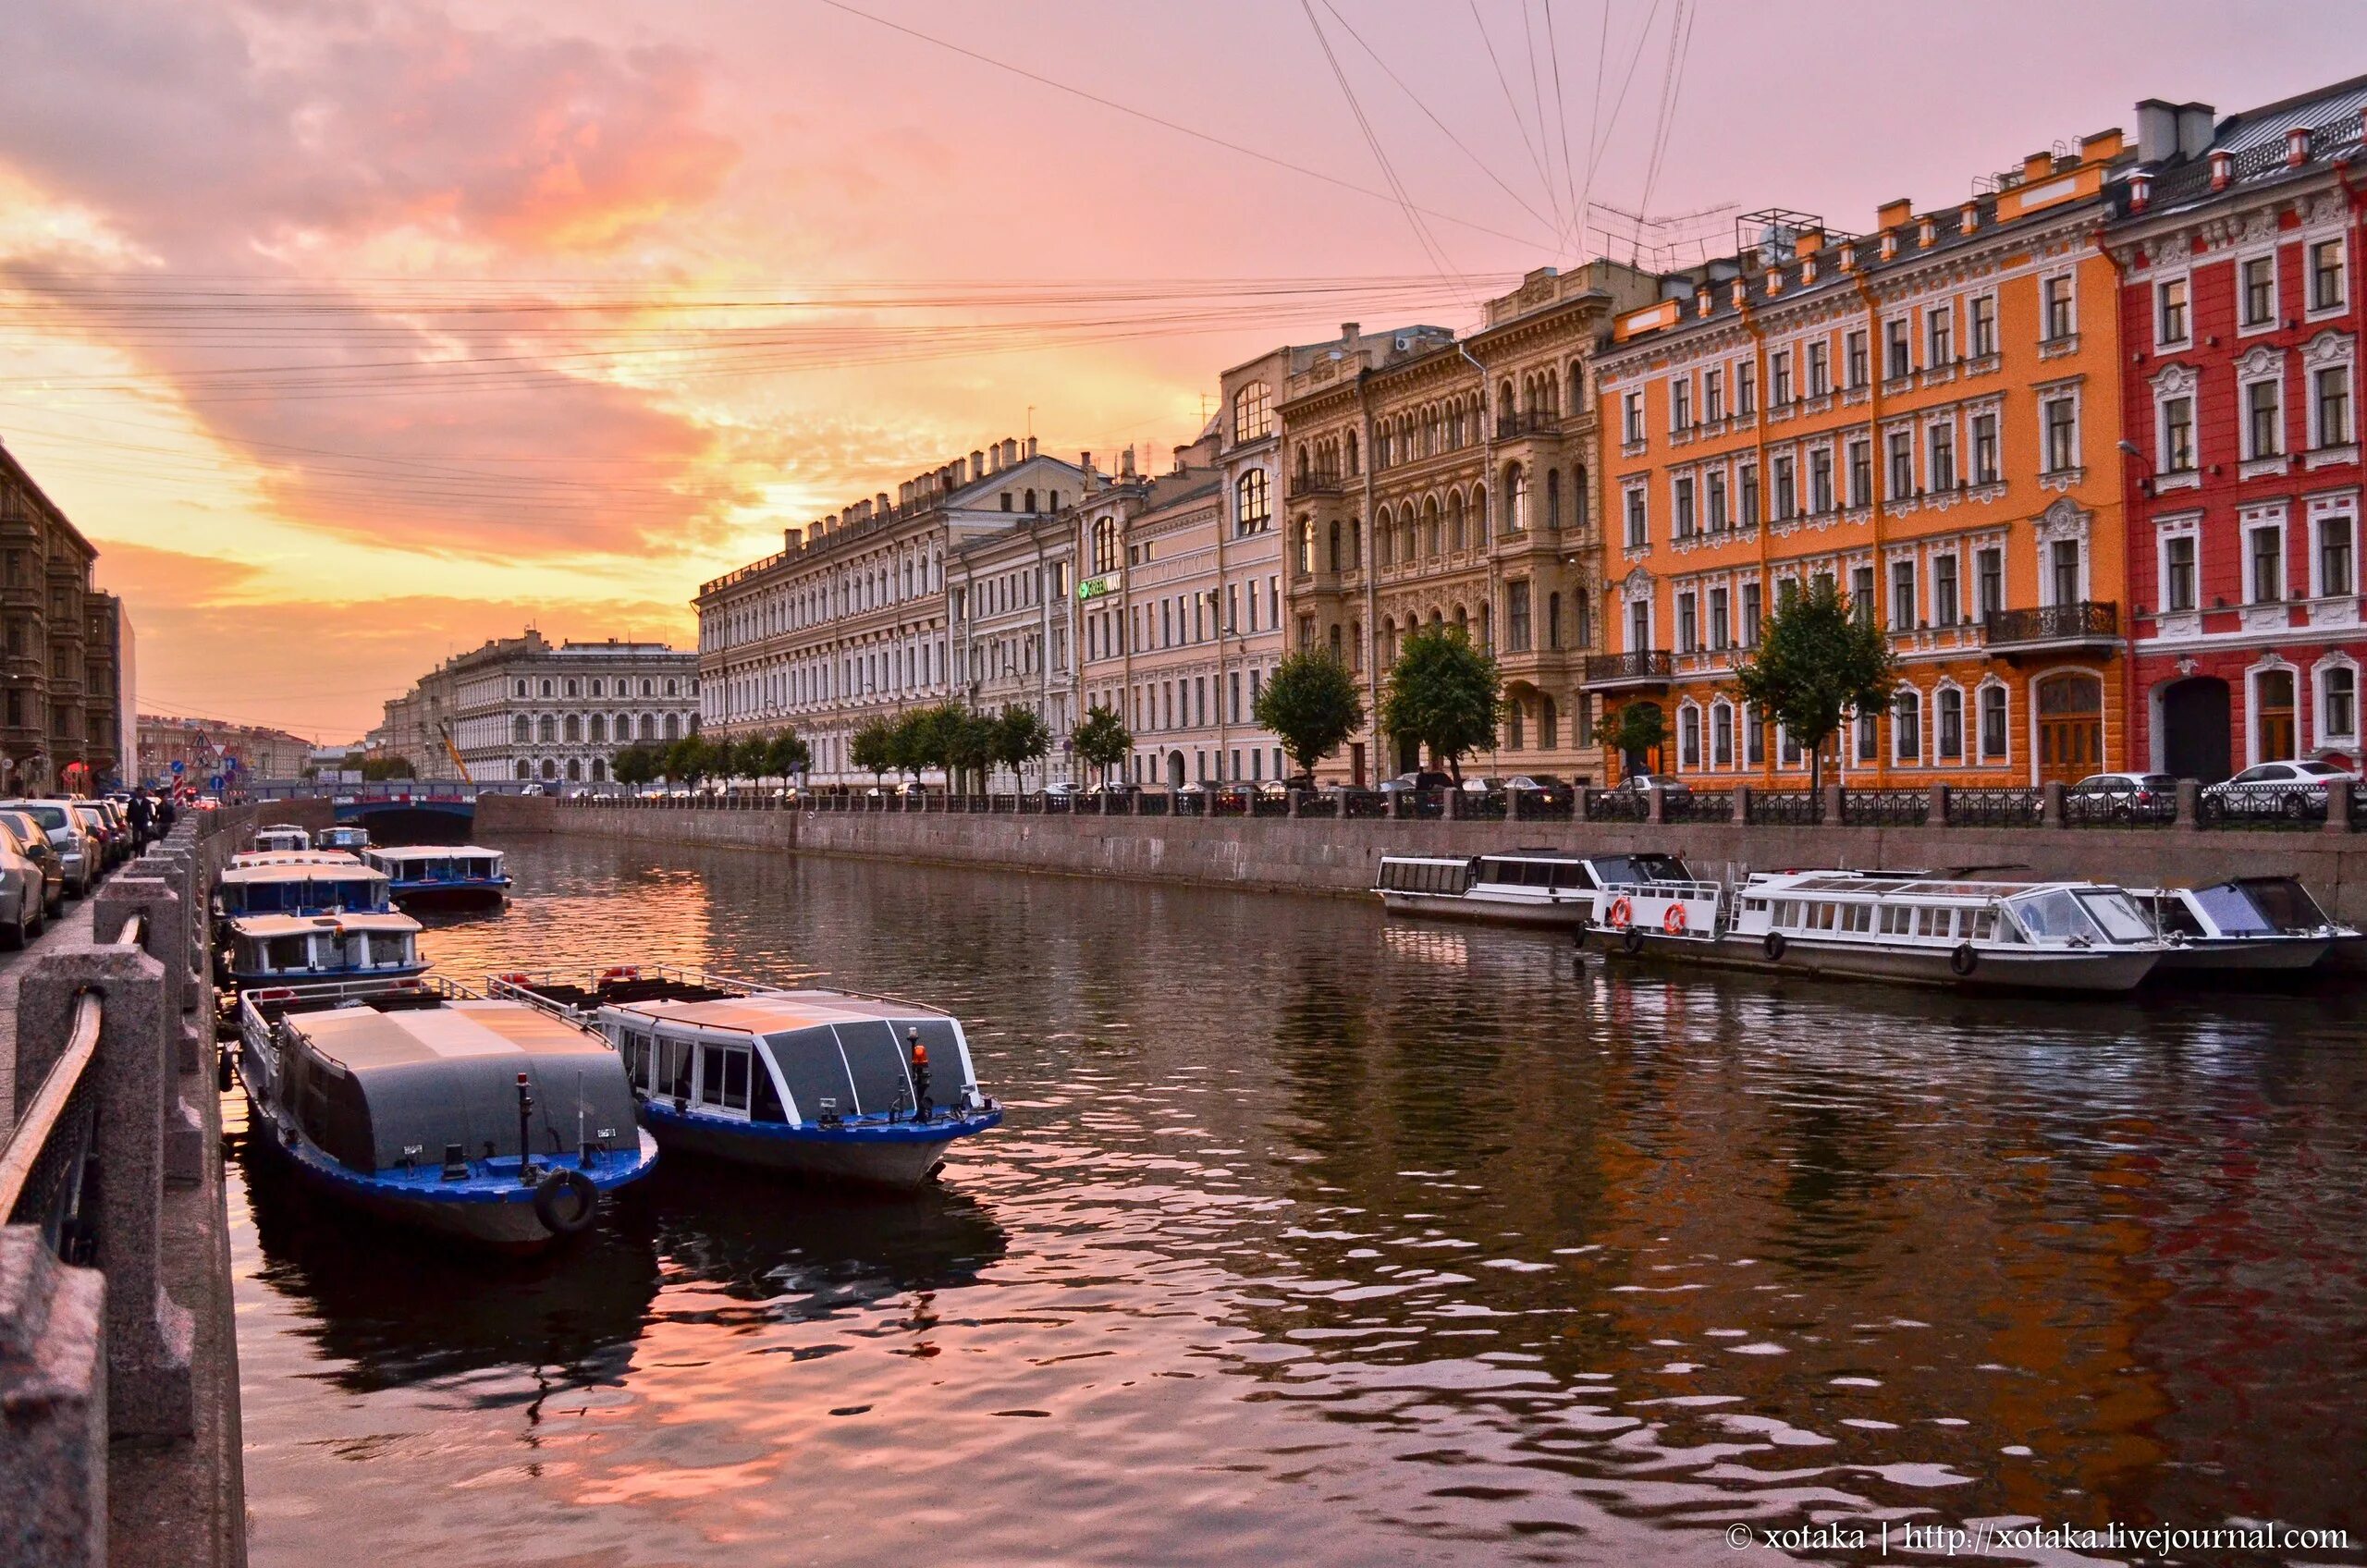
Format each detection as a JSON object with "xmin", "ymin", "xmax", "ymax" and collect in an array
[
  {"xmin": 1342, "ymin": 790, "xmax": 1390, "ymax": 819},
  {"xmin": 1841, "ymin": 790, "xmax": 1931, "ymax": 827},
  {"xmin": 1459, "ymin": 791, "xmax": 1508, "ymax": 821},
  {"xmin": 1946, "ymin": 787, "xmax": 2043, "ymax": 827},
  {"xmin": 2198, "ymin": 782, "xmax": 2332, "ymax": 827},
  {"xmin": 2063, "ymin": 790, "xmax": 2178, "ymax": 827},
  {"xmin": 1512, "ymin": 792, "xmax": 1575, "ymax": 821},
  {"xmin": 0, "ymin": 992, "xmax": 102, "ymax": 1264},
  {"xmin": 1748, "ymin": 790, "xmax": 1823, "ymax": 826},
  {"xmin": 1585, "ymin": 788, "xmax": 1649, "ymax": 823},
  {"xmin": 1666, "ymin": 789, "xmax": 1735, "ymax": 824}
]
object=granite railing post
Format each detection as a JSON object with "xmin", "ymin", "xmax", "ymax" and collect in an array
[
  {"xmin": 1730, "ymin": 785, "xmax": 1751, "ymax": 825},
  {"xmin": 2042, "ymin": 781, "xmax": 2067, "ymax": 828},
  {"xmin": 0, "ymin": 1227, "xmax": 105, "ymax": 1568},
  {"xmin": 2324, "ymin": 782, "xmax": 2353, "ymax": 835},
  {"xmin": 1442, "ymin": 787, "xmax": 1464, "ymax": 821},
  {"xmin": 1646, "ymin": 786, "xmax": 1667, "ymax": 827},
  {"xmin": 1390, "ymin": 790, "xmax": 1413, "ymax": 822},
  {"xmin": 1287, "ymin": 790, "xmax": 1306, "ymax": 819},
  {"xmin": 1574, "ymin": 787, "xmax": 1591, "ymax": 824},
  {"xmin": 1820, "ymin": 782, "xmax": 1844, "ymax": 826},
  {"xmin": 16, "ymin": 945, "xmax": 194, "ymax": 1439},
  {"xmin": 2175, "ymin": 778, "xmax": 2201, "ymax": 830},
  {"xmin": 92, "ymin": 879, "xmax": 206, "ymax": 1187},
  {"xmin": 1929, "ymin": 783, "xmax": 1952, "ymax": 826}
]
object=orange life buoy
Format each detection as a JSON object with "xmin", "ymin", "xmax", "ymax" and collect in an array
[
  {"xmin": 1606, "ymin": 896, "xmax": 1634, "ymax": 928},
  {"xmin": 1662, "ymin": 903, "xmax": 1689, "ymax": 936}
]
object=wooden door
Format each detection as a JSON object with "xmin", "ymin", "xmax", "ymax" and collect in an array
[
  {"xmin": 2256, "ymin": 669, "xmax": 2297, "ymax": 762},
  {"xmin": 2035, "ymin": 673, "xmax": 2103, "ymax": 785}
]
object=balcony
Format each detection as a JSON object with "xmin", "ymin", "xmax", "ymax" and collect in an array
[
  {"xmin": 1581, "ymin": 649, "xmax": 1674, "ymax": 690},
  {"xmin": 1287, "ymin": 472, "xmax": 1344, "ymax": 500},
  {"xmin": 1982, "ymin": 600, "xmax": 2119, "ymax": 655},
  {"xmin": 1496, "ymin": 410, "xmax": 1563, "ymax": 440}
]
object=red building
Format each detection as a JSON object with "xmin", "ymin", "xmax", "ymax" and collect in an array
[{"xmin": 2107, "ymin": 80, "xmax": 2366, "ymax": 780}]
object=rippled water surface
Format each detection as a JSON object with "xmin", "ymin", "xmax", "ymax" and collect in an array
[{"xmin": 229, "ymin": 839, "xmax": 2367, "ymax": 1565}]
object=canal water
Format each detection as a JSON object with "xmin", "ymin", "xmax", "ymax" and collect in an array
[{"xmin": 227, "ymin": 840, "xmax": 2367, "ymax": 1566}]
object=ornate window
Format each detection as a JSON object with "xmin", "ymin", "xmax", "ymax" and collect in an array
[
  {"xmin": 1233, "ymin": 381, "xmax": 1272, "ymax": 443},
  {"xmin": 1235, "ymin": 470, "xmax": 1270, "ymax": 537}
]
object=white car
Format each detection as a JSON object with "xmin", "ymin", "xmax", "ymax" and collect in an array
[{"xmin": 2201, "ymin": 759, "xmax": 2362, "ymax": 821}]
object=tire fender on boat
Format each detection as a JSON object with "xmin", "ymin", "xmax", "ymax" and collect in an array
[
  {"xmin": 533, "ymin": 1168, "xmax": 600, "ymax": 1237},
  {"xmin": 1570, "ymin": 917, "xmax": 1589, "ymax": 950},
  {"xmin": 1762, "ymin": 930, "xmax": 1786, "ymax": 963},
  {"xmin": 1949, "ymin": 941, "xmax": 1979, "ymax": 978},
  {"xmin": 1621, "ymin": 926, "xmax": 1646, "ymax": 957}
]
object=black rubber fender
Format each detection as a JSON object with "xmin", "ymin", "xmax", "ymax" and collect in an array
[
  {"xmin": 1621, "ymin": 925, "xmax": 1646, "ymax": 957},
  {"xmin": 1570, "ymin": 918, "xmax": 1590, "ymax": 950},
  {"xmin": 1762, "ymin": 929, "xmax": 1787, "ymax": 962},
  {"xmin": 1949, "ymin": 941, "xmax": 1979, "ymax": 978},
  {"xmin": 533, "ymin": 1167, "xmax": 600, "ymax": 1237}
]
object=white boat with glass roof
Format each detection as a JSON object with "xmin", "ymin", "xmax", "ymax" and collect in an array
[
  {"xmin": 2136, "ymin": 876, "xmax": 2356, "ymax": 974},
  {"xmin": 1373, "ymin": 851, "xmax": 1693, "ymax": 929},
  {"xmin": 1582, "ymin": 868, "xmax": 2168, "ymax": 993},
  {"xmin": 220, "ymin": 910, "xmax": 426, "ymax": 989}
]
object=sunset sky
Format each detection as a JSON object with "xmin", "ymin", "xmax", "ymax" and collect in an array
[{"xmin": 0, "ymin": 0, "xmax": 2347, "ymax": 741}]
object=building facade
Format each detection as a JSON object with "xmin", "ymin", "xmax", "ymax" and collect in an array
[
  {"xmin": 948, "ymin": 505, "xmax": 1078, "ymax": 790},
  {"xmin": 697, "ymin": 436, "xmax": 1086, "ymax": 785},
  {"xmin": 138, "ymin": 715, "xmax": 314, "ymax": 785},
  {"xmin": 0, "ymin": 443, "xmax": 114, "ymax": 793},
  {"xmin": 2107, "ymin": 84, "xmax": 2365, "ymax": 779},
  {"xmin": 380, "ymin": 629, "xmax": 698, "ymax": 785},
  {"xmin": 1590, "ymin": 131, "xmax": 2135, "ymax": 788},
  {"xmin": 85, "ymin": 592, "xmax": 131, "ymax": 786}
]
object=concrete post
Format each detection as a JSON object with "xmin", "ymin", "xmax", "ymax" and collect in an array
[
  {"xmin": 94, "ymin": 878, "xmax": 191, "ymax": 1066},
  {"xmin": 1574, "ymin": 787, "xmax": 1591, "ymax": 824},
  {"xmin": 1646, "ymin": 786, "xmax": 1667, "ymax": 827},
  {"xmin": 1391, "ymin": 790, "xmax": 1413, "ymax": 822},
  {"xmin": 0, "ymin": 1227, "xmax": 106, "ymax": 1568},
  {"xmin": 1929, "ymin": 783, "xmax": 1951, "ymax": 827},
  {"xmin": 1820, "ymin": 782, "xmax": 1844, "ymax": 826},
  {"xmin": 2042, "ymin": 780, "xmax": 2067, "ymax": 828},
  {"xmin": 1442, "ymin": 787, "xmax": 1463, "ymax": 821},
  {"xmin": 1287, "ymin": 790, "xmax": 1306, "ymax": 819},
  {"xmin": 1731, "ymin": 784, "xmax": 1751, "ymax": 825},
  {"xmin": 2327, "ymin": 781, "xmax": 2354, "ymax": 835},
  {"xmin": 2175, "ymin": 778, "xmax": 2201, "ymax": 830},
  {"xmin": 15, "ymin": 946, "xmax": 194, "ymax": 1439}
]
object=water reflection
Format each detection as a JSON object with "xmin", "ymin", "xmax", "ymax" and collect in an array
[{"xmin": 231, "ymin": 837, "xmax": 2367, "ymax": 1566}]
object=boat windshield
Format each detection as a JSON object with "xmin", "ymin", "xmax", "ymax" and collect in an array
[
  {"xmin": 2189, "ymin": 883, "xmax": 2278, "ymax": 936},
  {"xmin": 2076, "ymin": 889, "xmax": 2157, "ymax": 944},
  {"xmin": 2007, "ymin": 888, "xmax": 2101, "ymax": 944},
  {"xmin": 1589, "ymin": 853, "xmax": 1690, "ymax": 886},
  {"xmin": 2235, "ymin": 876, "xmax": 2332, "ymax": 932}
]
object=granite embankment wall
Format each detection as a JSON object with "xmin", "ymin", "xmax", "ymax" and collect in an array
[{"xmin": 476, "ymin": 795, "xmax": 2367, "ymax": 925}]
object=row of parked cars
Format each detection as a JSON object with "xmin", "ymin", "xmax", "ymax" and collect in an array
[{"xmin": 0, "ymin": 796, "xmax": 139, "ymax": 949}]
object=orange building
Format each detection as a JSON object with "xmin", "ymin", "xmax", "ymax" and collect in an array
[{"xmin": 1588, "ymin": 130, "xmax": 2137, "ymax": 788}]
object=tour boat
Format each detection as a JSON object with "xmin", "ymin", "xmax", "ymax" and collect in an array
[
  {"xmin": 236, "ymin": 976, "xmax": 657, "ymax": 1248},
  {"xmin": 2182, "ymin": 874, "xmax": 2366, "ymax": 973},
  {"xmin": 1374, "ymin": 851, "xmax": 1695, "ymax": 929},
  {"xmin": 489, "ymin": 965, "xmax": 1002, "ymax": 1189},
  {"xmin": 252, "ymin": 825, "xmax": 311, "ymax": 854},
  {"xmin": 2134, "ymin": 878, "xmax": 2342, "ymax": 974},
  {"xmin": 214, "ymin": 861, "xmax": 396, "ymax": 940},
  {"xmin": 1581, "ymin": 869, "xmax": 2167, "ymax": 993},
  {"xmin": 220, "ymin": 910, "xmax": 428, "ymax": 990},
  {"xmin": 362, "ymin": 845, "xmax": 511, "ymax": 909},
  {"xmin": 316, "ymin": 826, "xmax": 371, "ymax": 853}
]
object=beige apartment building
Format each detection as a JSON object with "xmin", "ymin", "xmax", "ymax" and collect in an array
[
  {"xmin": 947, "ymin": 507, "xmax": 1078, "ymax": 790},
  {"xmin": 1278, "ymin": 265, "xmax": 1661, "ymax": 784}
]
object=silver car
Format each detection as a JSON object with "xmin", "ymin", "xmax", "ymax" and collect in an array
[
  {"xmin": 0, "ymin": 815, "xmax": 45, "ymax": 946},
  {"xmin": 1, "ymin": 799, "xmax": 97, "ymax": 896}
]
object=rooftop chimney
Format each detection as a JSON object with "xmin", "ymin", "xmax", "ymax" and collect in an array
[
  {"xmin": 1341, "ymin": 321, "xmax": 1360, "ymax": 344},
  {"xmin": 1081, "ymin": 449, "xmax": 1095, "ymax": 473},
  {"xmin": 2136, "ymin": 98, "xmax": 2180, "ymax": 165},
  {"xmin": 1875, "ymin": 197, "xmax": 1912, "ymax": 230},
  {"xmin": 2177, "ymin": 102, "xmax": 2215, "ymax": 160},
  {"xmin": 1025, "ymin": 435, "xmax": 1038, "ymax": 459}
]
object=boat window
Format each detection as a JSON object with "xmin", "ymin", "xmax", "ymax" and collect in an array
[
  {"xmin": 2152, "ymin": 895, "xmax": 2209, "ymax": 938},
  {"xmin": 1843, "ymin": 904, "xmax": 1873, "ymax": 934},
  {"xmin": 2076, "ymin": 889, "xmax": 2156, "ymax": 944},
  {"xmin": 696, "ymin": 1043, "xmax": 752, "ymax": 1113},
  {"xmin": 656, "ymin": 1035, "xmax": 694, "ymax": 1100},
  {"xmin": 831, "ymin": 1019, "xmax": 916, "ymax": 1115},
  {"xmin": 1970, "ymin": 908, "xmax": 1999, "ymax": 941},
  {"xmin": 2010, "ymin": 889, "xmax": 2101, "ymax": 944},
  {"xmin": 619, "ymin": 1030, "xmax": 654, "ymax": 1090},
  {"xmin": 1551, "ymin": 863, "xmax": 1593, "ymax": 890},
  {"xmin": 2236, "ymin": 876, "xmax": 2328, "ymax": 931},
  {"xmin": 1476, "ymin": 859, "xmax": 1509, "ymax": 884},
  {"xmin": 763, "ymin": 1026, "xmax": 859, "ymax": 1122},
  {"xmin": 750, "ymin": 1056, "xmax": 788, "ymax": 1122},
  {"xmin": 2190, "ymin": 883, "xmax": 2274, "ymax": 935}
]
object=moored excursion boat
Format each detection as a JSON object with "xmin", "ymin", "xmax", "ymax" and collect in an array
[
  {"xmin": 2134, "ymin": 877, "xmax": 2344, "ymax": 974},
  {"xmin": 220, "ymin": 910, "xmax": 427, "ymax": 990},
  {"xmin": 489, "ymin": 964, "xmax": 1002, "ymax": 1188},
  {"xmin": 214, "ymin": 861, "xmax": 396, "ymax": 942},
  {"xmin": 1374, "ymin": 851, "xmax": 1694, "ymax": 929},
  {"xmin": 236, "ymin": 976, "xmax": 657, "ymax": 1247},
  {"xmin": 252, "ymin": 824, "xmax": 311, "ymax": 854},
  {"xmin": 362, "ymin": 845, "xmax": 511, "ymax": 909},
  {"xmin": 1582, "ymin": 869, "xmax": 2167, "ymax": 993},
  {"xmin": 316, "ymin": 826, "xmax": 371, "ymax": 854}
]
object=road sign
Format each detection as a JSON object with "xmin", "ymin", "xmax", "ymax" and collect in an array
[
  {"xmin": 207, "ymin": 775, "xmax": 224, "ymax": 791},
  {"xmin": 170, "ymin": 760, "xmax": 185, "ymax": 774}
]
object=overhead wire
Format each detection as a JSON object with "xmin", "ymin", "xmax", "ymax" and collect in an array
[{"xmin": 1466, "ymin": 1, "xmax": 1565, "ymax": 248}]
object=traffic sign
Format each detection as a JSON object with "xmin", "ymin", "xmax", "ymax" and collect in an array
[
  {"xmin": 170, "ymin": 760, "xmax": 185, "ymax": 774},
  {"xmin": 207, "ymin": 775, "xmax": 224, "ymax": 791}
]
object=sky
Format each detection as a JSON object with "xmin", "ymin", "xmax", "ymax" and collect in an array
[{"xmin": 0, "ymin": 0, "xmax": 2354, "ymax": 741}]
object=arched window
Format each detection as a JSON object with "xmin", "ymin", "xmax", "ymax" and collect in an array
[
  {"xmin": 1574, "ymin": 464, "xmax": 1590, "ymax": 527},
  {"xmin": 1545, "ymin": 468, "xmax": 1562, "ymax": 530},
  {"xmin": 1377, "ymin": 508, "xmax": 1394, "ymax": 569},
  {"xmin": 1679, "ymin": 704, "xmax": 1702, "ymax": 769},
  {"xmin": 1233, "ymin": 381, "xmax": 1273, "ymax": 442},
  {"xmin": 1092, "ymin": 517, "xmax": 1118, "ymax": 573},
  {"xmin": 591, "ymin": 758, "xmax": 607, "ymax": 782},
  {"xmin": 566, "ymin": 758, "xmax": 583, "ymax": 781},
  {"xmin": 588, "ymin": 714, "xmax": 607, "ymax": 743},
  {"xmin": 1506, "ymin": 463, "xmax": 1528, "ymax": 533},
  {"xmin": 1328, "ymin": 520, "xmax": 1343, "ymax": 572},
  {"xmin": 1348, "ymin": 518, "xmax": 1363, "ymax": 569},
  {"xmin": 512, "ymin": 715, "xmax": 530, "ymax": 744},
  {"xmin": 1894, "ymin": 688, "xmax": 1923, "ymax": 761},
  {"xmin": 514, "ymin": 760, "xmax": 531, "ymax": 779},
  {"xmin": 1496, "ymin": 381, "xmax": 1515, "ymax": 427},
  {"xmin": 1024, "ymin": 488, "xmax": 1037, "ymax": 511},
  {"xmin": 664, "ymin": 712, "xmax": 681, "ymax": 741},
  {"xmin": 563, "ymin": 714, "xmax": 582, "ymax": 743},
  {"xmin": 1345, "ymin": 431, "xmax": 1360, "ymax": 474},
  {"xmin": 1541, "ymin": 695, "xmax": 1559, "ymax": 749},
  {"xmin": 1236, "ymin": 470, "xmax": 1270, "ymax": 536},
  {"xmin": 1711, "ymin": 701, "xmax": 1734, "ymax": 766},
  {"xmin": 1547, "ymin": 591, "xmax": 1564, "ymax": 650},
  {"xmin": 540, "ymin": 680, "xmax": 553, "ymax": 698},
  {"xmin": 1472, "ymin": 484, "xmax": 1489, "ymax": 537},
  {"xmin": 1936, "ymin": 686, "xmax": 1966, "ymax": 760},
  {"xmin": 540, "ymin": 758, "xmax": 557, "ymax": 780},
  {"xmin": 1567, "ymin": 361, "xmax": 1586, "ymax": 412},
  {"xmin": 1296, "ymin": 518, "xmax": 1315, "ymax": 574},
  {"xmin": 537, "ymin": 715, "xmax": 556, "ymax": 743},
  {"xmin": 1432, "ymin": 497, "xmax": 1449, "ymax": 557},
  {"xmin": 514, "ymin": 680, "xmax": 528, "ymax": 698}
]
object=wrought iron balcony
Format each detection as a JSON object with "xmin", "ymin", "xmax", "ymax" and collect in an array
[
  {"xmin": 1496, "ymin": 410, "xmax": 1563, "ymax": 440},
  {"xmin": 1287, "ymin": 472, "xmax": 1344, "ymax": 499},
  {"xmin": 1581, "ymin": 649, "xmax": 1674, "ymax": 689},
  {"xmin": 1982, "ymin": 600, "xmax": 2120, "ymax": 651}
]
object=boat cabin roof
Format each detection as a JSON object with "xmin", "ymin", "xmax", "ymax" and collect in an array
[
  {"xmin": 1750, "ymin": 872, "xmax": 2093, "ymax": 903},
  {"xmin": 231, "ymin": 912, "xmax": 421, "ymax": 939},
  {"xmin": 367, "ymin": 844, "xmax": 501, "ymax": 861},
  {"xmin": 607, "ymin": 990, "xmax": 950, "ymax": 1035},
  {"xmin": 231, "ymin": 850, "xmax": 362, "ymax": 868},
  {"xmin": 291, "ymin": 999, "xmax": 590, "ymax": 1068},
  {"xmin": 219, "ymin": 862, "xmax": 390, "ymax": 887},
  {"xmin": 1378, "ymin": 854, "xmax": 1476, "ymax": 868}
]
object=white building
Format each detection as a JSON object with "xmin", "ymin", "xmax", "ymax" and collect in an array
[
  {"xmin": 380, "ymin": 630, "xmax": 698, "ymax": 786},
  {"xmin": 948, "ymin": 508, "xmax": 1079, "ymax": 790},
  {"xmin": 697, "ymin": 435, "xmax": 1088, "ymax": 784}
]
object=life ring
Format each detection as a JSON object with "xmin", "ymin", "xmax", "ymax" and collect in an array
[
  {"xmin": 1762, "ymin": 930, "xmax": 1787, "ymax": 962},
  {"xmin": 1662, "ymin": 903, "xmax": 1689, "ymax": 937},
  {"xmin": 1606, "ymin": 896, "xmax": 1634, "ymax": 928},
  {"xmin": 533, "ymin": 1168, "xmax": 600, "ymax": 1237},
  {"xmin": 1621, "ymin": 926, "xmax": 1646, "ymax": 957},
  {"xmin": 1949, "ymin": 942, "xmax": 1979, "ymax": 978},
  {"xmin": 599, "ymin": 965, "xmax": 640, "ymax": 984}
]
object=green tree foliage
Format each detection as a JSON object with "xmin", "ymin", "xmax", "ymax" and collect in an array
[
  {"xmin": 359, "ymin": 754, "xmax": 415, "ymax": 781},
  {"xmin": 849, "ymin": 717, "xmax": 898, "ymax": 783},
  {"xmin": 1378, "ymin": 625, "xmax": 1502, "ymax": 782},
  {"xmin": 1255, "ymin": 650, "xmax": 1367, "ymax": 782},
  {"xmin": 1072, "ymin": 703, "xmax": 1131, "ymax": 783},
  {"xmin": 664, "ymin": 734, "xmax": 715, "ymax": 784},
  {"xmin": 1732, "ymin": 575, "xmax": 1899, "ymax": 793},
  {"xmin": 946, "ymin": 706, "xmax": 998, "ymax": 790},
  {"xmin": 766, "ymin": 729, "xmax": 811, "ymax": 781},
  {"xmin": 992, "ymin": 704, "xmax": 1052, "ymax": 785},
  {"xmin": 1604, "ymin": 703, "xmax": 1667, "ymax": 775}
]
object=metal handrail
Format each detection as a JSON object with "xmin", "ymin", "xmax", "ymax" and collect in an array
[{"xmin": 0, "ymin": 992, "xmax": 100, "ymax": 1224}]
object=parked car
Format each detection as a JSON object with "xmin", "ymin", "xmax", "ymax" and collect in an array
[
  {"xmin": 1040, "ymin": 781, "xmax": 1084, "ymax": 798},
  {"xmin": 1, "ymin": 800, "xmax": 97, "ymax": 896},
  {"xmin": 2068, "ymin": 771, "xmax": 2181, "ymax": 820},
  {"xmin": 0, "ymin": 815, "xmax": 48, "ymax": 946},
  {"xmin": 2201, "ymin": 759, "xmax": 2363, "ymax": 820},
  {"xmin": 1459, "ymin": 776, "xmax": 1505, "ymax": 793},
  {"xmin": 1088, "ymin": 780, "xmax": 1140, "ymax": 798},
  {"xmin": 0, "ymin": 810, "xmax": 66, "ymax": 917},
  {"xmin": 71, "ymin": 802, "xmax": 125, "ymax": 867},
  {"xmin": 1503, "ymin": 773, "xmax": 1575, "ymax": 808},
  {"xmin": 1379, "ymin": 771, "xmax": 1453, "ymax": 794},
  {"xmin": 1613, "ymin": 773, "xmax": 1692, "ymax": 798}
]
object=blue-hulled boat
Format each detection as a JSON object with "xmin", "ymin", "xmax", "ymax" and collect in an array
[
  {"xmin": 213, "ymin": 859, "xmax": 396, "ymax": 944},
  {"xmin": 491, "ymin": 965, "xmax": 1001, "ymax": 1189},
  {"xmin": 236, "ymin": 976, "xmax": 658, "ymax": 1247},
  {"xmin": 363, "ymin": 845, "xmax": 511, "ymax": 909},
  {"xmin": 220, "ymin": 910, "xmax": 428, "ymax": 990}
]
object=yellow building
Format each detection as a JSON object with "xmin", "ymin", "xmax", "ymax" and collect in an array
[{"xmin": 1589, "ymin": 131, "xmax": 2135, "ymax": 788}]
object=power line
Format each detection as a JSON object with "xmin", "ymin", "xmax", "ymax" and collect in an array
[
  {"xmin": 1543, "ymin": 0, "xmax": 1582, "ymax": 263},
  {"xmin": 1466, "ymin": 0, "xmax": 1564, "ymax": 246}
]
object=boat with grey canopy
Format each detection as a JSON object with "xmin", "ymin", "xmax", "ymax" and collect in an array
[
  {"xmin": 491, "ymin": 964, "xmax": 1001, "ymax": 1188},
  {"xmin": 236, "ymin": 975, "xmax": 658, "ymax": 1247}
]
